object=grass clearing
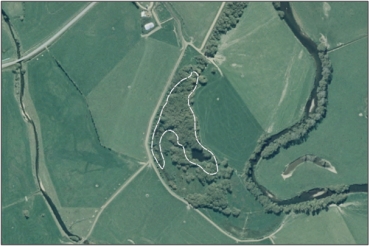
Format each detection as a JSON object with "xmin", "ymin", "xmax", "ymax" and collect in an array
[
  {"xmin": 274, "ymin": 193, "xmax": 367, "ymax": 244},
  {"xmin": 150, "ymin": 19, "xmax": 180, "ymax": 48},
  {"xmin": 2, "ymin": 194, "xmax": 63, "ymax": 244},
  {"xmin": 168, "ymin": 2, "xmax": 221, "ymax": 48},
  {"xmin": 86, "ymin": 37, "xmax": 181, "ymax": 161},
  {"xmin": 255, "ymin": 37, "xmax": 368, "ymax": 199},
  {"xmin": 154, "ymin": 2, "xmax": 172, "ymax": 23},
  {"xmin": 90, "ymin": 167, "xmax": 237, "ymax": 244},
  {"xmin": 193, "ymin": 64, "xmax": 263, "ymax": 173},
  {"xmin": 2, "ymin": 71, "xmax": 38, "ymax": 206},
  {"xmin": 27, "ymin": 51, "xmax": 140, "ymax": 208},
  {"xmin": 291, "ymin": 2, "xmax": 368, "ymax": 49},
  {"xmin": 217, "ymin": 2, "xmax": 314, "ymax": 134},
  {"xmin": 49, "ymin": 2, "xmax": 142, "ymax": 95},
  {"xmin": 2, "ymin": 2, "xmax": 88, "ymax": 52},
  {"xmin": 1, "ymin": 22, "xmax": 17, "ymax": 62}
]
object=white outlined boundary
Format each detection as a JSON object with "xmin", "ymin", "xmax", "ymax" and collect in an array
[{"xmin": 150, "ymin": 71, "xmax": 219, "ymax": 175}]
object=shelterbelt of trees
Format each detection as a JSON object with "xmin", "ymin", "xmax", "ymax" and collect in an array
[{"xmin": 204, "ymin": 2, "xmax": 249, "ymax": 57}]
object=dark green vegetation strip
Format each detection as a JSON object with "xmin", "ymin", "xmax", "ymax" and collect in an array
[
  {"xmin": 204, "ymin": 2, "xmax": 249, "ymax": 57},
  {"xmin": 27, "ymin": 51, "xmax": 139, "ymax": 208},
  {"xmin": 282, "ymin": 154, "xmax": 333, "ymax": 175}
]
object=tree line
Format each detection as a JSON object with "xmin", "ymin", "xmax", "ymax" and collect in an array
[
  {"xmin": 204, "ymin": 2, "xmax": 249, "ymax": 57},
  {"xmin": 256, "ymin": 42, "xmax": 333, "ymax": 160}
]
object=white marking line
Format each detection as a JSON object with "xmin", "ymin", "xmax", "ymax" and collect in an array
[{"xmin": 150, "ymin": 71, "xmax": 219, "ymax": 175}]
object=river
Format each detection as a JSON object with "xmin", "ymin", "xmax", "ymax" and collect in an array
[{"xmin": 248, "ymin": 2, "xmax": 368, "ymax": 205}]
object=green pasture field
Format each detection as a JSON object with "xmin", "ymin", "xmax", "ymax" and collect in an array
[
  {"xmin": 49, "ymin": 2, "xmax": 142, "ymax": 95},
  {"xmin": 2, "ymin": 71, "xmax": 38, "ymax": 206},
  {"xmin": 87, "ymin": 37, "xmax": 181, "ymax": 161},
  {"xmin": 255, "ymin": 38, "xmax": 368, "ymax": 200},
  {"xmin": 59, "ymin": 207, "xmax": 98, "ymax": 238},
  {"xmin": 274, "ymin": 193, "xmax": 368, "ymax": 244},
  {"xmin": 1, "ymin": 23, "xmax": 16, "ymax": 62},
  {"xmin": 90, "ymin": 167, "xmax": 237, "ymax": 244},
  {"xmin": 2, "ymin": 194, "xmax": 63, "ymax": 244},
  {"xmin": 291, "ymin": 2, "xmax": 368, "ymax": 49},
  {"xmin": 217, "ymin": 2, "xmax": 314, "ymax": 134},
  {"xmin": 27, "ymin": 51, "xmax": 140, "ymax": 208},
  {"xmin": 150, "ymin": 19, "xmax": 180, "ymax": 48},
  {"xmin": 193, "ymin": 64, "xmax": 263, "ymax": 174},
  {"xmin": 168, "ymin": 2, "xmax": 221, "ymax": 48},
  {"xmin": 1, "ymin": 2, "xmax": 88, "ymax": 52},
  {"xmin": 154, "ymin": 2, "xmax": 172, "ymax": 23},
  {"xmin": 338, "ymin": 193, "xmax": 368, "ymax": 244}
]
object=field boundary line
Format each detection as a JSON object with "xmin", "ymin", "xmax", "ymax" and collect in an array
[
  {"xmin": 150, "ymin": 71, "xmax": 219, "ymax": 175},
  {"xmin": 328, "ymin": 34, "xmax": 367, "ymax": 53},
  {"xmin": 2, "ymin": 2, "xmax": 97, "ymax": 69},
  {"xmin": 82, "ymin": 163, "xmax": 149, "ymax": 241}
]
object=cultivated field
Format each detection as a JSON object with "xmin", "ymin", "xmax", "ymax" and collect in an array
[
  {"xmin": 27, "ymin": 51, "xmax": 140, "ymax": 208},
  {"xmin": 90, "ymin": 168, "xmax": 237, "ymax": 244},
  {"xmin": 1, "ymin": 2, "xmax": 88, "ymax": 52},
  {"xmin": 87, "ymin": 37, "xmax": 181, "ymax": 161},
  {"xmin": 2, "ymin": 71, "xmax": 38, "ymax": 206},
  {"xmin": 216, "ymin": 2, "xmax": 314, "ymax": 134},
  {"xmin": 273, "ymin": 193, "xmax": 367, "ymax": 244},
  {"xmin": 167, "ymin": 2, "xmax": 222, "ymax": 48},
  {"xmin": 2, "ymin": 195, "xmax": 62, "ymax": 244},
  {"xmin": 291, "ymin": 2, "xmax": 368, "ymax": 49},
  {"xmin": 255, "ymin": 38, "xmax": 367, "ymax": 199},
  {"xmin": 49, "ymin": 2, "xmax": 142, "ymax": 95}
]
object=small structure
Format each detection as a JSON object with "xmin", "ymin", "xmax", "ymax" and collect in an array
[
  {"xmin": 141, "ymin": 11, "xmax": 149, "ymax": 17},
  {"xmin": 144, "ymin": 22, "xmax": 155, "ymax": 31}
]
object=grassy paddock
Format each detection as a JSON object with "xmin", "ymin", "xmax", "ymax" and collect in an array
[
  {"xmin": 2, "ymin": 2, "xmax": 88, "ymax": 52},
  {"xmin": 2, "ymin": 71, "xmax": 38, "ymax": 206},
  {"xmin": 217, "ymin": 2, "xmax": 314, "ymax": 134},
  {"xmin": 27, "ymin": 51, "xmax": 140, "ymax": 208},
  {"xmin": 168, "ymin": 2, "xmax": 221, "ymax": 48},
  {"xmin": 150, "ymin": 19, "xmax": 180, "ymax": 48},
  {"xmin": 2, "ymin": 194, "xmax": 63, "ymax": 244},
  {"xmin": 49, "ymin": 2, "xmax": 142, "ymax": 95},
  {"xmin": 90, "ymin": 167, "xmax": 237, "ymax": 244},
  {"xmin": 193, "ymin": 65, "xmax": 263, "ymax": 173},
  {"xmin": 1, "ymin": 23, "xmax": 17, "ymax": 62},
  {"xmin": 255, "ymin": 38, "xmax": 368, "ymax": 199},
  {"xmin": 274, "ymin": 195, "xmax": 367, "ymax": 244},
  {"xmin": 86, "ymin": 37, "xmax": 181, "ymax": 161},
  {"xmin": 154, "ymin": 2, "xmax": 172, "ymax": 23},
  {"xmin": 291, "ymin": 2, "xmax": 368, "ymax": 49}
]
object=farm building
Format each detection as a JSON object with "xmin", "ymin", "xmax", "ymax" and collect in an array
[{"xmin": 144, "ymin": 22, "xmax": 154, "ymax": 31}]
